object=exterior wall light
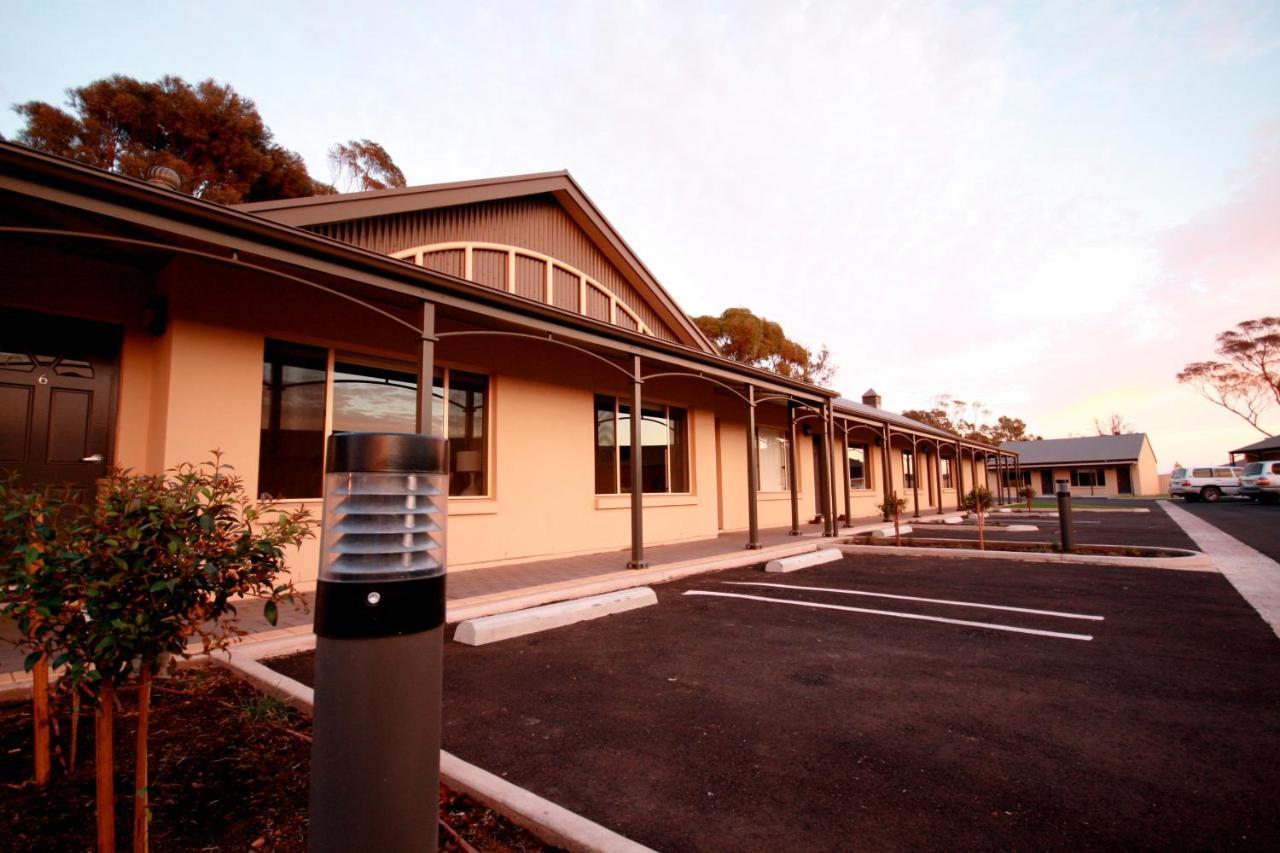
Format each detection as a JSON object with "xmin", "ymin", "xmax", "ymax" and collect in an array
[{"xmin": 310, "ymin": 432, "xmax": 447, "ymax": 853}]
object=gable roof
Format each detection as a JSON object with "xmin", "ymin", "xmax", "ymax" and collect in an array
[
  {"xmin": 833, "ymin": 397, "xmax": 1002, "ymax": 451},
  {"xmin": 1230, "ymin": 434, "xmax": 1280, "ymax": 455},
  {"xmin": 236, "ymin": 172, "xmax": 715, "ymax": 353},
  {"xmin": 1000, "ymin": 434, "xmax": 1150, "ymax": 466}
]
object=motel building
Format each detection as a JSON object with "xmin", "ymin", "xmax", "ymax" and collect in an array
[
  {"xmin": 0, "ymin": 142, "xmax": 1020, "ymax": 589},
  {"xmin": 995, "ymin": 434, "xmax": 1161, "ymax": 498}
]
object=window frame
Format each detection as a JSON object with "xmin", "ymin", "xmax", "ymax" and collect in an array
[
  {"xmin": 940, "ymin": 456, "xmax": 953, "ymax": 489},
  {"xmin": 756, "ymin": 425, "xmax": 790, "ymax": 493},
  {"xmin": 902, "ymin": 449, "xmax": 916, "ymax": 489},
  {"xmin": 1070, "ymin": 468, "xmax": 1105, "ymax": 488},
  {"xmin": 257, "ymin": 339, "xmax": 493, "ymax": 501},
  {"xmin": 593, "ymin": 393, "xmax": 692, "ymax": 496},
  {"xmin": 847, "ymin": 442, "xmax": 870, "ymax": 491}
]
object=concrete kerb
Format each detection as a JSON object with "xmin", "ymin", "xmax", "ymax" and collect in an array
[
  {"xmin": 835, "ymin": 542, "xmax": 1213, "ymax": 571},
  {"xmin": 216, "ymin": 638, "xmax": 653, "ymax": 853},
  {"xmin": 1158, "ymin": 500, "xmax": 1280, "ymax": 637},
  {"xmin": 454, "ymin": 587, "xmax": 658, "ymax": 646}
]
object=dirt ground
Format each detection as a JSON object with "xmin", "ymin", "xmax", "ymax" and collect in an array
[
  {"xmin": 275, "ymin": 549, "xmax": 1280, "ymax": 851},
  {"xmin": 0, "ymin": 667, "xmax": 555, "ymax": 852}
]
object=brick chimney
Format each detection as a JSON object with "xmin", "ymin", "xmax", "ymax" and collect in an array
[{"xmin": 861, "ymin": 388, "xmax": 881, "ymax": 408}]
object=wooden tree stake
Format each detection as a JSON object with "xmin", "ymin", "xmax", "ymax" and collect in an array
[
  {"xmin": 96, "ymin": 683, "xmax": 116, "ymax": 853},
  {"xmin": 32, "ymin": 654, "xmax": 51, "ymax": 785},
  {"xmin": 134, "ymin": 671, "xmax": 151, "ymax": 853}
]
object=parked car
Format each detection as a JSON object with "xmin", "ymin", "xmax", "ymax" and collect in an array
[
  {"xmin": 1240, "ymin": 460, "xmax": 1280, "ymax": 505},
  {"xmin": 1169, "ymin": 466, "xmax": 1243, "ymax": 502}
]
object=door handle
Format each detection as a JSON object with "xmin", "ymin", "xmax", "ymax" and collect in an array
[{"xmin": 81, "ymin": 453, "xmax": 104, "ymax": 463}]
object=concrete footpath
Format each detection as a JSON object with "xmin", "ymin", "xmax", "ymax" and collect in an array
[{"xmin": 1160, "ymin": 499, "xmax": 1280, "ymax": 637}]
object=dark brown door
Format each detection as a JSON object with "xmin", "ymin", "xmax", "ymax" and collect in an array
[
  {"xmin": 0, "ymin": 309, "xmax": 121, "ymax": 492},
  {"xmin": 1040, "ymin": 470, "xmax": 1053, "ymax": 494},
  {"xmin": 1116, "ymin": 466, "xmax": 1132, "ymax": 495}
]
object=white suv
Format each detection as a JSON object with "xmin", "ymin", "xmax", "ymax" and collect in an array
[
  {"xmin": 1170, "ymin": 466, "xmax": 1243, "ymax": 502},
  {"xmin": 1240, "ymin": 460, "xmax": 1280, "ymax": 505}
]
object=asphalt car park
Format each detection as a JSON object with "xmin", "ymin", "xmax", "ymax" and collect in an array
[
  {"xmin": 429, "ymin": 553, "xmax": 1280, "ymax": 851},
  {"xmin": 1176, "ymin": 499, "xmax": 1280, "ymax": 562}
]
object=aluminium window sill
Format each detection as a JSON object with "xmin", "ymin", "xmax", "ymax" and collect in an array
[{"xmin": 595, "ymin": 493, "xmax": 699, "ymax": 509}]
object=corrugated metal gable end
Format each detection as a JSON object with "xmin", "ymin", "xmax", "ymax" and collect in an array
[{"xmin": 307, "ymin": 195, "xmax": 678, "ymax": 342}]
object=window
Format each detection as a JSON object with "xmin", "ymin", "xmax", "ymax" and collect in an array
[
  {"xmin": 940, "ymin": 457, "xmax": 953, "ymax": 489},
  {"xmin": 757, "ymin": 427, "xmax": 789, "ymax": 492},
  {"xmin": 594, "ymin": 395, "xmax": 689, "ymax": 494},
  {"xmin": 902, "ymin": 449, "xmax": 915, "ymax": 489},
  {"xmin": 438, "ymin": 369, "xmax": 489, "ymax": 496},
  {"xmin": 258, "ymin": 340, "xmax": 490, "ymax": 499},
  {"xmin": 260, "ymin": 340, "xmax": 327, "ymax": 499},
  {"xmin": 332, "ymin": 359, "xmax": 417, "ymax": 433},
  {"xmin": 1003, "ymin": 468, "xmax": 1031, "ymax": 487},
  {"xmin": 847, "ymin": 443, "xmax": 868, "ymax": 490},
  {"xmin": 1213, "ymin": 468, "xmax": 1235, "ymax": 478},
  {"xmin": 1191, "ymin": 468, "xmax": 1213, "ymax": 478},
  {"xmin": 1070, "ymin": 468, "xmax": 1105, "ymax": 487}
]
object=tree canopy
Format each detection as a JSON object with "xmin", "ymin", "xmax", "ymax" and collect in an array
[
  {"xmin": 694, "ymin": 307, "xmax": 836, "ymax": 385},
  {"xmin": 1177, "ymin": 316, "xmax": 1279, "ymax": 437},
  {"xmin": 11, "ymin": 75, "xmax": 405, "ymax": 205},
  {"xmin": 1094, "ymin": 413, "xmax": 1135, "ymax": 435},
  {"xmin": 901, "ymin": 395, "xmax": 1041, "ymax": 445},
  {"xmin": 329, "ymin": 139, "xmax": 407, "ymax": 192}
]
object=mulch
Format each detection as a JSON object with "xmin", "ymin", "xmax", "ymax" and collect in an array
[{"xmin": 0, "ymin": 667, "xmax": 557, "ymax": 852}]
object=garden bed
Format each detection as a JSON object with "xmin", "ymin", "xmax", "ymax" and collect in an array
[
  {"xmin": 0, "ymin": 667, "xmax": 556, "ymax": 852},
  {"xmin": 844, "ymin": 535, "xmax": 1196, "ymax": 559}
]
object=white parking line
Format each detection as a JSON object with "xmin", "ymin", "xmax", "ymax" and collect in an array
[
  {"xmin": 723, "ymin": 581, "xmax": 1104, "ymax": 621},
  {"xmin": 683, "ymin": 590, "xmax": 1095, "ymax": 641}
]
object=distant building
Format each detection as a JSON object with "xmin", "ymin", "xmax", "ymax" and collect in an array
[
  {"xmin": 995, "ymin": 434, "xmax": 1159, "ymax": 497},
  {"xmin": 1228, "ymin": 435, "xmax": 1280, "ymax": 464}
]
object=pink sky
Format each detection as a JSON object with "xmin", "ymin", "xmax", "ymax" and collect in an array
[{"xmin": 2, "ymin": 1, "xmax": 1277, "ymax": 469}]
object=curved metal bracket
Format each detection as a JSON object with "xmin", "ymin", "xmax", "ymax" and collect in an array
[
  {"xmin": 434, "ymin": 330, "xmax": 633, "ymax": 381},
  {"xmin": 640, "ymin": 371, "xmax": 751, "ymax": 405},
  {"xmin": 0, "ymin": 226, "xmax": 427, "ymax": 338}
]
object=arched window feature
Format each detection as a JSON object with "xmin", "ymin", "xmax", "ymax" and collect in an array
[{"xmin": 390, "ymin": 241, "xmax": 653, "ymax": 336}]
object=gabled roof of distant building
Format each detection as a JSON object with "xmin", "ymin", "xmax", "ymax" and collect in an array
[
  {"xmin": 1000, "ymin": 434, "xmax": 1150, "ymax": 466},
  {"xmin": 1230, "ymin": 434, "xmax": 1280, "ymax": 455}
]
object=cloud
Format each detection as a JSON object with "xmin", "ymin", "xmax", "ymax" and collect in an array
[{"xmin": 1159, "ymin": 120, "xmax": 1280, "ymax": 314}]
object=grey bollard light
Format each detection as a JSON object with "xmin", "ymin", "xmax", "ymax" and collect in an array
[
  {"xmin": 1056, "ymin": 478, "xmax": 1074, "ymax": 553},
  {"xmin": 310, "ymin": 432, "xmax": 447, "ymax": 853}
]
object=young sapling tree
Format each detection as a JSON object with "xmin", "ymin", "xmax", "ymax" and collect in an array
[
  {"xmin": 0, "ymin": 478, "xmax": 88, "ymax": 786},
  {"xmin": 58, "ymin": 454, "xmax": 313, "ymax": 853},
  {"xmin": 1020, "ymin": 485, "xmax": 1036, "ymax": 512},
  {"xmin": 962, "ymin": 486, "xmax": 995, "ymax": 550},
  {"xmin": 877, "ymin": 492, "xmax": 909, "ymax": 546}
]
